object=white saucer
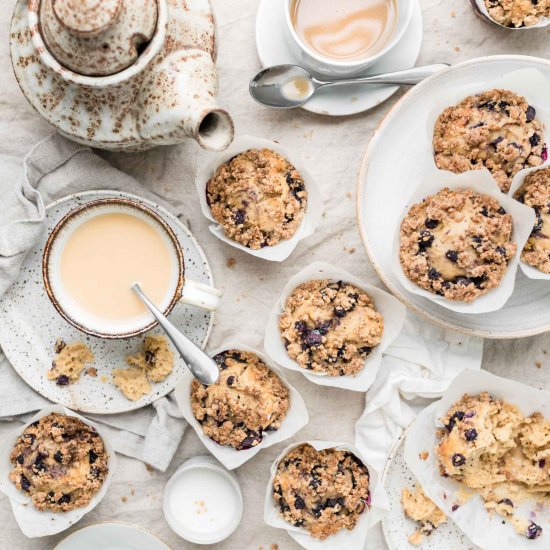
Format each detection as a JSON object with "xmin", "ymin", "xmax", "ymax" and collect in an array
[
  {"xmin": 255, "ymin": 0, "xmax": 423, "ymax": 116},
  {"xmin": 54, "ymin": 521, "xmax": 171, "ymax": 550},
  {"xmin": 0, "ymin": 190, "xmax": 215, "ymax": 414},
  {"xmin": 382, "ymin": 430, "xmax": 476, "ymax": 550}
]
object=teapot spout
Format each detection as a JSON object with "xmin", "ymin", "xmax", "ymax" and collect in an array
[{"xmin": 136, "ymin": 49, "xmax": 234, "ymax": 151}]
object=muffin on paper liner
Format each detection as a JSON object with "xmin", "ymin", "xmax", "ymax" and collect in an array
[
  {"xmin": 404, "ymin": 369, "xmax": 550, "ymax": 549},
  {"xmin": 508, "ymin": 165, "xmax": 550, "ymax": 280},
  {"xmin": 472, "ymin": 0, "xmax": 550, "ymax": 29},
  {"xmin": 393, "ymin": 168, "xmax": 535, "ymax": 314},
  {"xmin": 173, "ymin": 343, "xmax": 308, "ymax": 470},
  {"xmin": 264, "ymin": 261, "xmax": 406, "ymax": 392},
  {"xmin": 0, "ymin": 405, "xmax": 116, "ymax": 538},
  {"xmin": 195, "ymin": 135, "xmax": 323, "ymax": 262},
  {"xmin": 264, "ymin": 440, "xmax": 388, "ymax": 550},
  {"xmin": 427, "ymin": 68, "xmax": 550, "ymax": 190}
]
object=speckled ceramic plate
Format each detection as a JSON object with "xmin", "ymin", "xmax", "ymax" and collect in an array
[
  {"xmin": 0, "ymin": 190, "xmax": 215, "ymax": 414},
  {"xmin": 255, "ymin": 0, "xmax": 422, "ymax": 116},
  {"xmin": 382, "ymin": 430, "xmax": 476, "ymax": 550},
  {"xmin": 357, "ymin": 56, "xmax": 550, "ymax": 338},
  {"xmin": 54, "ymin": 521, "xmax": 171, "ymax": 550}
]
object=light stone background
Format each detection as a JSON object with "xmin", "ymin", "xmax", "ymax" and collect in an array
[{"xmin": 1, "ymin": 0, "xmax": 550, "ymax": 549}]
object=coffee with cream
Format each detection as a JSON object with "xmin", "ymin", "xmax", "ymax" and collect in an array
[
  {"xmin": 290, "ymin": 0, "xmax": 397, "ymax": 61},
  {"xmin": 59, "ymin": 212, "xmax": 174, "ymax": 322}
]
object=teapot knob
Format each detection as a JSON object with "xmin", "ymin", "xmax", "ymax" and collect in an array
[{"xmin": 52, "ymin": 0, "xmax": 122, "ymax": 36}]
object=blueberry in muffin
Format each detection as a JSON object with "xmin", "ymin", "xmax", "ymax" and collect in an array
[
  {"xmin": 484, "ymin": 0, "xmax": 550, "ymax": 28},
  {"xmin": 9, "ymin": 413, "xmax": 109, "ymax": 512},
  {"xmin": 272, "ymin": 444, "xmax": 370, "ymax": 540},
  {"xmin": 514, "ymin": 167, "xmax": 550, "ymax": 273},
  {"xmin": 436, "ymin": 392, "xmax": 549, "ymax": 540},
  {"xmin": 191, "ymin": 350, "xmax": 290, "ymax": 450},
  {"xmin": 206, "ymin": 148, "xmax": 307, "ymax": 249},
  {"xmin": 279, "ymin": 280, "xmax": 384, "ymax": 377},
  {"xmin": 433, "ymin": 89, "xmax": 546, "ymax": 192},
  {"xmin": 401, "ymin": 485, "xmax": 447, "ymax": 546},
  {"xmin": 399, "ymin": 188, "xmax": 517, "ymax": 302}
]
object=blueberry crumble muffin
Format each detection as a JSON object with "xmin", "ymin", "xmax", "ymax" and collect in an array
[
  {"xmin": 206, "ymin": 148, "xmax": 307, "ymax": 249},
  {"xmin": 433, "ymin": 89, "xmax": 547, "ymax": 192},
  {"xmin": 272, "ymin": 444, "xmax": 370, "ymax": 540},
  {"xmin": 190, "ymin": 350, "xmax": 290, "ymax": 450},
  {"xmin": 279, "ymin": 280, "xmax": 384, "ymax": 377},
  {"xmin": 47, "ymin": 340, "xmax": 94, "ymax": 386},
  {"xmin": 399, "ymin": 188, "xmax": 517, "ymax": 302},
  {"xmin": 401, "ymin": 485, "xmax": 447, "ymax": 546},
  {"xmin": 436, "ymin": 392, "xmax": 549, "ymax": 540},
  {"xmin": 113, "ymin": 336, "xmax": 174, "ymax": 401},
  {"xmin": 484, "ymin": 0, "xmax": 550, "ymax": 28},
  {"xmin": 514, "ymin": 167, "xmax": 550, "ymax": 273},
  {"xmin": 9, "ymin": 413, "xmax": 109, "ymax": 512}
]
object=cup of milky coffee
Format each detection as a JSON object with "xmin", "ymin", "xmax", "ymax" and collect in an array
[
  {"xmin": 43, "ymin": 198, "xmax": 222, "ymax": 339},
  {"xmin": 285, "ymin": 0, "xmax": 414, "ymax": 77}
]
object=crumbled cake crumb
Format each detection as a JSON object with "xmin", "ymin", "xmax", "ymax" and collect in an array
[
  {"xmin": 226, "ymin": 257, "xmax": 236, "ymax": 268},
  {"xmin": 401, "ymin": 485, "xmax": 447, "ymax": 545},
  {"xmin": 47, "ymin": 341, "xmax": 94, "ymax": 385},
  {"xmin": 419, "ymin": 451, "xmax": 429, "ymax": 460},
  {"xmin": 86, "ymin": 367, "xmax": 98, "ymax": 377}
]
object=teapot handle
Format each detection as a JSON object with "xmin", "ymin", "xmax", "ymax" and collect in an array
[{"xmin": 136, "ymin": 49, "xmax": 234, "ymax": 151}]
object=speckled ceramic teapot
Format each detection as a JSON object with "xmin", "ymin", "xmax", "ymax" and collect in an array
[{"xmin": 10, "ymin": 0, "xmax": 234, "ymax": 151}]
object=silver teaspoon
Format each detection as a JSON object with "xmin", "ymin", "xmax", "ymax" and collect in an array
[
  {"xmin": 132, "ymin": 283, "xmax": 219, "ymax": 385},
  {"xmin": 249, "ymin": 63, "xmax": 450, "ymax": 109}
]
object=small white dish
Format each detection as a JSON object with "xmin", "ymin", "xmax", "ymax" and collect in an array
[
  {"xmin": 54, "ymin": 521, "xmax": 171, "ymax": 550},
  {"xmin": 174, "ymin": 343, "xmax": 309, "ymax": 470},
  {"xmin": 357, "ymin": 55, "xmax": 550, "ymax": 338},
  {"xmin": 0, "ymin": 190, "xmax": 215, "ymax": 414},
  {"xmin": 255, "ymin": 0, "xmax": 423, "ymax": 116},
  {"xmin": 163, "ymin": 456, "xmax": 243, "ymax": 545},
  {"xmin": 381, "ymin": 429, "xmax": 475, "ymax": 550}
]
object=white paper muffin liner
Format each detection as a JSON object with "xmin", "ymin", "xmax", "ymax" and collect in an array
[
  {"xmin": 173, "ymin": 343, "xmax": 309, "ymax": 470},
  {"xmin": 474, "ymin": 0, "xmax": 550, "ymax": 29},
  {"xmin": 264, "ymin": 440, "xmax": 388, "ymax": 550},
  {"xmin": 508, "ymin": 165, "xmax": 550, "ymax": 280},
  {"xmin": 426, "ymin": 68, "xmax": 550, "ymax": 174},
  {"xmin": 404, "ymin": 369, "xmax": 550, "ymax": 550},
  {"xmin": 0, "ymin": 405, "xmax": 116, "ymax": 538},
  {"xmin": 263, "ymin": 262, "xmax": 406, "ymax": 392},
  {"xmin": 393, "ymin": 168, "xmax": 535, "ymax": 314},
  {"xmin": 195, "ymin": 135, "xmax": 324, "ymax": 262}
]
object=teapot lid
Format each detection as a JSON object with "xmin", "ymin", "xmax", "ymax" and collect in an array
[{"xmin": 39, "ymin": 0, "xmax": 158, "ymax": 76}]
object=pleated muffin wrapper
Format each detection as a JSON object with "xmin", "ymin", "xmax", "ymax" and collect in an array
[
  {"xmin": 473, "ymin": 0, "xmax": 550, "ymax": 29},
  {"xmin": 173, "ymin": 343, "xmax": 309, "ymax": 470},
  {"xmin": 263, "ymin": 261, "xmax": 406, "ymax": 392},
  {"xmin": 263, "ymin": 440, "xmax": 388, "ymax": 550},
  {"xmin": 195, "ymin": 135, "xmax": 324, "ymax": 262},
  {"xmin": 426, "ymin": 68, "xmax": 550, "ymax": 168},
  {"xmin": 404, "ymin": 369, "xmax": 550, "ymax": 550},
  {"xmin": 0, "ymin": 405, "xmax": 116, "ymax": 538},
  {"xmin": 508, "ymin": 165, "xmax": 550, "ymax": 281},
  {"xmin": 393, "ymin": 168, "xmax": 535, "ymax": 314}
]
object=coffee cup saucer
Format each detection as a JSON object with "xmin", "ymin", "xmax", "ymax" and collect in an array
[
  {"xmin": 255, "ymin": 0, "xmax": 423, "ymax": 116},
  {"xmin": 0, "ymin": 190, "xmax": 216, "ymax": 415}
]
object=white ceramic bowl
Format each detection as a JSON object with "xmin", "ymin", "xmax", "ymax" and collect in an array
[
  {"xmin": 283, "ymin": 0, "xmax": 414, "ymax": 77},
  {"xmin": 163, "ymin": 456, "xmax": 243, "ymax": 545},
  {"xmin": 357, "ymin": 55, "xmax": 550, "ymax": 338}
]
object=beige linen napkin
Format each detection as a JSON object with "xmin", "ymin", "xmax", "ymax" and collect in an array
[{"xmin": 0, "ymin": 133, "xmax": 187, "ymax": 472}]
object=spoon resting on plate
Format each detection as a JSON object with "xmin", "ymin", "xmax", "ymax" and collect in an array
[
  {"xmin": 132, "ymin": 283, "xmax": 219, "ymax": 385},
  {"xmin": 249, "ymin": 63, "xmax": 450, "ymax": 109}
]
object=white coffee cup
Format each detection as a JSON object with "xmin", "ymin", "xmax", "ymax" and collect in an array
[
  {"xmin": 284, "ymin": 0, "xmax": 414, "ymax": 77},
  {"xmin": 43, "ymin": 198, "xmax": 221, "ymax": 339}
]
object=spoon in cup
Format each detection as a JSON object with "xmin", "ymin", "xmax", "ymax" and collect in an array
[
  {"xmin": 132, "ymin": 283, "xmax": 219, "ymax": 385},
  {"xmin": 249, "ymin": 63, "xmax": 450, "ymax": 109}
]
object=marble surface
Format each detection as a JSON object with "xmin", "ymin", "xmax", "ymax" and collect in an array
[{"xmin": 1, "ymin": 0, "xmax": 549, "ymax": 548}]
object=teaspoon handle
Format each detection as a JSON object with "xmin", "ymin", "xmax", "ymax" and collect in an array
[
  {"xmin": 132, "ymin": 284, "xmax": 219, "ymax": 385},
  {"xmin": 317, "ymin": 63, "xmax": 450, "ymax": 88}
]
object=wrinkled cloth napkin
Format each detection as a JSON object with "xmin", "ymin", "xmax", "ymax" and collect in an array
[
  {"xmin": 0, "ymin": 134, "xmax": 187, "ymax": 472},
  {"xmin": 355, "ymin": 313, "xmax": 484, "ymax": 473}
]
